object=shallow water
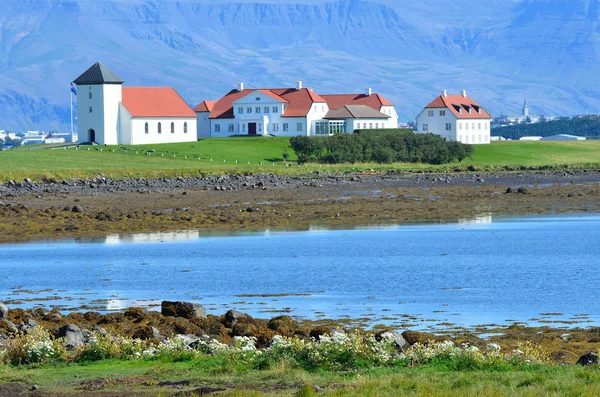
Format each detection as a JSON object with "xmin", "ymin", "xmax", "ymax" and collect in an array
[{"xmin": 2, "ymin": 215, "xmax": 600, "ymax": 331}]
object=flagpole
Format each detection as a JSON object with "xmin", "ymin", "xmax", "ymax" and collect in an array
[{"xmin": 70, "ymin": 88, "xmax": 73, "ymax": 137}]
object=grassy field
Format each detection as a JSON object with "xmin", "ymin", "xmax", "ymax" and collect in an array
[
  {"xmin": 1, "ymin": 138, "xmax": 600, "ymax": 181},
  {"xmin": 2, "ymin": 359, "xmax": 600, "ymax": 396}
]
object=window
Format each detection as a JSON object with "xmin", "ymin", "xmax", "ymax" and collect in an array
[
  {"xmin": 184, "ymin": 122, "xmax": 188, "ymax": 133},
  {"xmin": 422, "ymin": 124, "xmax": 428, "ymax": 132},
  {"xmin": 375, "ymin": 123, "xmax": 379, "ymax": 129},
  {"xmin": 145, "ymin": 122, "xmax": 149, "ymax": 134},
  {"xmin": 472, "ymin": 123, "xmax": 475, "ymax": 130},
  {"xmin": 363, "ymin": 123, "xmax": 367, "ymax": 129},
  {"xmin": 228, "ymin": 124, "xmax": 234, "ymax": 132},
  {"xmin": 440, "ymin": 110, "xmax": 446, "ymax": 116},
  {"xmin": 478, "ymin": 123, "xmax": 482, "ymax": 130},
  {"xmin": 458, "ymin": 136, "xmax": 462, "ymax": 142},
  {"xmin": 259, "ymin": 124, "xmax": 262, "ymax": 132},
  {"xmin": 272, "ymin": 123, "xmax": 279, "ymax": 131},
  {"xmin": 89, "ymin": 92, "xmax": 92, "ymax": 99},
  {"xmin": 273, "ymin": 107, "xmax": 279, "ymax": 113},
  {"xmin": 445, "ymin": 123, "xmax": 452, "ymax": 131},
  {"xmin": 466, "ymin": 123, "xmax": 469, "ymax": 130},
  {"xmin": 214, "ymin": 124, "xmax": 220, "ymax": 133},
  {"xmin": 158, "ymin": 122, "xmax": 162, "ymax": 134},
  {"xmin": 315, "ymin": 121, "xmax": 329, "ymax": 135},
  {"xmin": 264, "ymin": 107, "xmax": 269, "ymax": 113},
  {"xmin": 242, "ymin": 124, "xmax": 246, "ymax": 132},
  {"xmin": 428, "ymin": 110, "xmax": 434, "ymax": 117},
  {"xmin": 238, "ymin": 107, "xmax": 244, "ymax": 114},
  {"xmin": 313, "ymin": 105, "xmax": 317, "ymax": 111},
  {"xmin": 171, "ymin": 122, "xmax": 175, "ymax": 134},
  {"xmin": 89, "ymin": 106, "xmax": 92, "ymax": 113},
  {"xmin": 256, "ymin": 106, "xmax": 261, "ymax": 113},
  {"xmin": 247, "ymin": 107, "xmax": 252, "ymax": 113},
  {"xmin": 466, "ymin": 136, "xmax": 469, "ymax": 143},
  {"xmin": 297, "ymin": 122, "xmax": 303, "ymax": 131},
  {"xmin": 283, "ymin": 123, "xmax": 289, "ymax": 131}
]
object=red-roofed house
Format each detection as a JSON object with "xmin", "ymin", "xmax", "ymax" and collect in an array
[
  {"xmin": 74, "ymin": 62, "xmax": 197, "ymax": 145},
  {"xmin": 416, "ymin": 90, "xmax": 492, "ymax": 145},
  {"xmin": 196, "ymin": 82, "xmax": 397, "ymax": 137}
]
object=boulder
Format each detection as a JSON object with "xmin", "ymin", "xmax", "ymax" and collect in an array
[
  {"xmin": 517, "ymin": 187, "xmax": 531, "ymax": 195},
  {"xmin": 179, "ymin": 334, "xmax": 201, "ymax": 350},
  {"xmin": 577, "ymin": 352, "xmax": 599, "ymax": 366},
  {"xmin": 223, "ymin": 310, "xmax": 247, "ymax": 328},
  {"xmin": 57, "ymin": 324, "xmax": 85, "ymax": 350},
  {"xmin": 505, "ymin": 187, "xmax": 514, "ymax": 194},
  {"xmin": 161, "ymin": 301, "xmax": 206, "ymax": 319},
  {"xmin": 72, "ymin": 205, "xmax": 85, "ymax": 213},
  {"xmin": 378, "ymin": 331, "xmax": 407, "ymax": 352},
  {"xmin": 231, "ymin": 323, "xmax": 258, "ymax": 337},
  {"xmin": 0, "ymin": 303, "xmax": 8, "ymax": 320},
  {"xmin": 402, "ymin": 330, "xmax": 436, "ymax": 346},
  {"xmin": 309, "ymin": 327, "xmax": 331, "ymax": 340},
  {"xmin": 133, "ymin": 326, "xmax": 164, "ymax": 341},
  {"xmin": 1, "ymin": 320, "xmax": 18, "ymax": 334}
]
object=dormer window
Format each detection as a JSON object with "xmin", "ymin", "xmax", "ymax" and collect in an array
[{"xmin": 468, "ymin": 107, "xmax": 472, "ymax": 114}]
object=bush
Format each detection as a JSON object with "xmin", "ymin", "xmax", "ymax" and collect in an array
[{"xmin": 290, "ymin": 131, "xmax": 473, "ymax": 165}]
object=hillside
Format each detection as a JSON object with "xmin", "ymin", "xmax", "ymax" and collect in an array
[{"xmin": 1, "ymin": 0, "xmax": 600, "ymax": 131}]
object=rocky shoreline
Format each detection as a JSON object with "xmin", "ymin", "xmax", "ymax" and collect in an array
[{"xmin": 1, "ymin": 301, "xmax": 598, "ymax": 366}]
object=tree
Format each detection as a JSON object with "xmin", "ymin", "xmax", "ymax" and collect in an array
[{"xmin": 282, "ymin": 148, "xmax": 290, "ymax": 163}]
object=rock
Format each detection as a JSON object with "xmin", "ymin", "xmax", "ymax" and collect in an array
[
  {"xmin": 223, "ymin": 310, "xmax": 246, "ymax": 328},
  {"xmin": 72, "ymin": 205, "xmax": 85, "ymax": 213},
  {"xmin": 231, "ymin": 323, "xmax": 258, "ymax": 337},
  {"xmin": 402, "ymin": 330, "xmax": 436, "ymax": 346},
  {"xmin": 378, "ymin": 331, "xmax": 407, "ymax": 352},
  {"xmin": 1, "ymin": 320, "xmax": 18, "ymax": 334},
  {"xmin": 30, "ymin": 385, "xmax": 39, "ymax": 391},
  {"xmin": 179, "ymin": 334, "xmax": 201, "ymax": 350},
  {"xmin": 0, "ymin": 303, "xmax": 8, "ymax": 319},
  {"xmin": 517, "ymin": 187, "xmax": 531, "ymax": 194},
  {"xmin": 57, "ymin": 324, "xmax": 85, "ymax": 350},
  {"xmin": 133, "ymin": 326, "xmax": 164, "ymax": 341},
  {"xmin": 577, "ymin": 352, "xmax": 599, "ymax": 366},
  {"xmin": 505, "ymin": 187, "xmax": 514, "ymax": 194},
  {"xmin": 92, "ymin": 326, "xmax": 107, "ymax": 336},
  {"xmin": 309, "ymin": 327, "xmax": 331, "ymax": 340},
  {"xmin": 267, "ymin": 315, "xmax": 296, "ymax": 335},
  {"xmin": 161, "ymin": 301, "xmax": 206, "ymax": 319}
]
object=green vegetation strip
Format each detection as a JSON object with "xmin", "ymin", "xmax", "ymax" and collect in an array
[{"xmin": 1, "ymin": 138, "xmax": 600, "ymax": 182}]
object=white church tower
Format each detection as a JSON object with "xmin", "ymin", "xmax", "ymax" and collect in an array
[
  {"xmin": 522, "ymin": 99, "xmax": 529, "ymax": 117},
  {"xmin": 73, "ymin": 62, "xmax": 124, "ymax": 144}
]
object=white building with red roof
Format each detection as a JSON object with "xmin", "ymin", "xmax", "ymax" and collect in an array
[
  {"xmin": 416, "ymin": 90, "xmax": 492, "ymax": 145},
  {"xmin": 196, "ymin": 82, "xmax": 397, "ymax": 138},
  {"xmin": 74, "ymin": 62, "xmax": 198, "ymax": 145}
]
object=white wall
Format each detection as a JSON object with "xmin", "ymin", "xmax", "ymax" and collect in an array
[
  {"xmin": 76, "ymin": 84, "xmax": 106, "ymax": 143},
  {"xmin": 415, "ymin": 107, "xmax": 458, "ymax": 141},
  {"xmin": 130, "ymin": 118, "xmax": 197, "ymax": 145},
  {"xmin": 102, "ymin": 84, "xmax": 122, "ymax": 145},
  {"xmin": 197, "ymin": 111, "xmax": 211, "ymax": 138},
  {"xmin": 306, "ymin": 102, "xmax": 329, "ymax": 136},
  {"xmin": 456, "ymin": 119, "xmax": 491, "ymax": 144},
  {"xmin": 380, "ymin": 105, "xmax": 399, "ymax": 128},
  {"xmin": 118, "ymin": 104, "xmax": 133, "ymax": 144}
]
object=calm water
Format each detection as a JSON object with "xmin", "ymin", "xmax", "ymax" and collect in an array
[{"xmin": 2, "ymin": 215, "xmax": 600, "ymax": 331}]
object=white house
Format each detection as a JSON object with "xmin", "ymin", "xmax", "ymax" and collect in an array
[
  {"xmin": 74, "ymin": 62, "xmax": 198, "ymax": 145},
  {"xmin": 197, "ymin": 83, "xmax": 398, "ymax": 137},
  {"xmin": 416, "ymin": 90, "xmax": 492, "ymax": 144}
]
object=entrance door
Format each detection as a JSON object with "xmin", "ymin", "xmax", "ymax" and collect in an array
[
  {"xmin": 89, "ymin": 129, "xmax": 96, "ymax": 143},
  {"xmin": 248, "ymin": 123, "xmax": 257, "ymax": 135}
]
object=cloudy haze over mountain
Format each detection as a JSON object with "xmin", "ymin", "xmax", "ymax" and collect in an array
[{"xmin": 1, "ymin": 0, "xmax": 599, "ymax": 131}]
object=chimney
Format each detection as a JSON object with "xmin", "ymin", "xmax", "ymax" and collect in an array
[
  {"xmin": 237, "ymin": 82, "xmax": 244, "ymax": 92},
  {"xmin": 366, "ymin": 88, "xmax": 372, "ymax": 97},
  {"xmin": 461, "ymin": 89, "xmax": 467, "ymax": 98},
  {"xmin": 296, "ymin": 81, "xmax": 303, "ymax": 91},
  {"xmin": 442, "ymin": 89, "xmax": 447, "ymax": 97}
]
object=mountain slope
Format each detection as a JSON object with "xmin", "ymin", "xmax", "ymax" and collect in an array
[{"xmin": 0, "ymin": 0, "xmax": 599, "ymax": 131}]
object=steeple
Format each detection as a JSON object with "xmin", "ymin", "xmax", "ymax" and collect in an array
[
  {"xmin": 522, "ymin": 99, "xmax": 529, "ymax": 117},
  {"xmin": 73, "ymin": 61, "xmax": 124, "ymax": 85}
]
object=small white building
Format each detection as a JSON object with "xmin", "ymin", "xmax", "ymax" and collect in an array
[
  {"xmin": 197, "ymin": 83, "xmax": 398, "ymax": 137},
  {"xmin": 74, "ymin": 62, "xmax": 198, "ymax": 145},
  {"xmin": 541, "ymin": 134, "xmax": 586, "ymax": 141},
  {"xmin": 416, "ymin": 90, "xmax": 492, "ymax": 144}
]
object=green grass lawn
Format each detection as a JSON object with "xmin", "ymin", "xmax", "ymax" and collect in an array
[
  {"xmin": 2, "ymin": 359, "xmax": 600, "ymax": 396},
  {"xmin": 1, "ymin": 138, "xmax": 599, "ymax": 182}
]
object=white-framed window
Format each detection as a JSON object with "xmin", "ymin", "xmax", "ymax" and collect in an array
[
  {"xmin": 171, "ymin": 122, "xmax": 175, "ymax": 134},
  {"xmin": 428, "ymin": 110, "xmax": 434, "ymax": 117},
  {"xmin": 264, "ymin": 107, "xmax": 270, "ymax": 113},
  {"xmin": 184, "ymin": 122, "xmax": 188, "ymax": 133},
  {"xmin": 369, "ymin": 123, "xmax": 373, "ymax": 129},
  {"xmin": 466, "ymin": 123, "xmax": 469, "ymax": 130},
  {"xmin": 466, "ymin": 136, "xmax": 469, "ymax": 143},
  {"xmin": 228, "ymin": 124, "xmax": 234, "ymax": 132},
  {"xmin": 158, "ymin": 122, "xmax": 162, "ymax": 134},
  {"xmin": 445, "ymin": 123, "xmax": 452, "ymax": 131},
  {"xmin": 214, "ymin": 124, "xmax": 220, "ymax": 133},
  {"xmin": 89, "ymin": 92, "xmax": 92, "ymax": 99},
  {"xmin": 238, "ymin": 107, "xmax": 243, "ymax": 114},
  {"xmin": 273, "ymin": 106, "xmax": 279, "ymax": 113},
  {"xmin": 255, "ymin": 106, "xmax": 261, "ymax": 113},
  {"xmin": 247, "ymin": 107, "xmax": 252, "ymax": 113},
  {"xmin": 259, "ymin": 124, "xmax": 262, "ymax": 132},
  {"xmin": 478, "ymin": 123, "xmax": 482, "ymax": 130},
  {"xmin": 440, "ymin": 110, "xmax": 446, "ymax": 116},
  {"xmin": 472, "ymin": 123, "xmax": 475, "ymax": 130},
  {"xmin": 242, "ymin": 124, "xmax": 246, "ymax": 132},
  {"xmin": 375, "ymin": 123, "xmax": 379, "ymax": 129},
  {"xmin": 272, "ymin": 123, "xmax": 279, "ymax": 131},
  {"xmin": 458, "ymin": 136, "xmax": 462, "ymax": 142},
  {"xmin": 89, "ymin": 106, "xmax": 92, "ymax": 113},
  {"xmin": 422, "ymin": 124, "xmax": 428, "ymax": 131},
  {"xmin": 363, "ymin": 123, "xmax": 367, "ymax": 129},
  {"xmin": 145, "ymin": 122, "xmax": 149, "ymax": 134},
  {"xmin": 297, "ymin": 122, "xmax": 302, "ymax": 131},
  {"xmin": 458, "ymin": 123, "xmax": 462, "ymax": 130},
  {"xmin": 283, "ymin": 123, "xmax": 289, "ymax": 131}
]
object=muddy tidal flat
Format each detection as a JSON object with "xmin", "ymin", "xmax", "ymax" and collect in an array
[{"xmin": 1, "ymin": 170, "xmax": 600, "ymax": 243}]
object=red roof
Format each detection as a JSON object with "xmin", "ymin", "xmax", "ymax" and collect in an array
[
  {"xmin": 194, "ymin": 100, "xmax": 216, "ymax": 113},
  {"xmin": 425, "ymin": 94, "xmax": 491, "ymax": 120},
  {"xmin": 210, "ymin": 88, "xmax": 327, "ymax": 119},
  {"xmin": 321, "ymin": 93, "xmax": 393, "ymax": 111},
  {"xmin": 122, "ymin": 87, "xmax": 196, "ymax": 118}
]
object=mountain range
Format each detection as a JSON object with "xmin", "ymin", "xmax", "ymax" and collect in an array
[{"xmin": 1, "ymin": 0, "xmax": 600, "ymax": 132}]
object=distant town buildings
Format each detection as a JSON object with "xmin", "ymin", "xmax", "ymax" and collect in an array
[
  {"xmin": 73, "ymin": 62, "xmax": 198, "ymax": 145},
  {"xmin": 492, "ymin": 99, "xmax": 557, "ymax": 128},
  {"xmin": 415, "ymin": 90, "xmax": 492, "ymax": 144},
  {"xmin": 541, "ymin": 134, "xmax": 586, "ymax": 141},
  {"xmin": 196, "ymin": 83, "xmax": 398, "ymax": 138}
]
